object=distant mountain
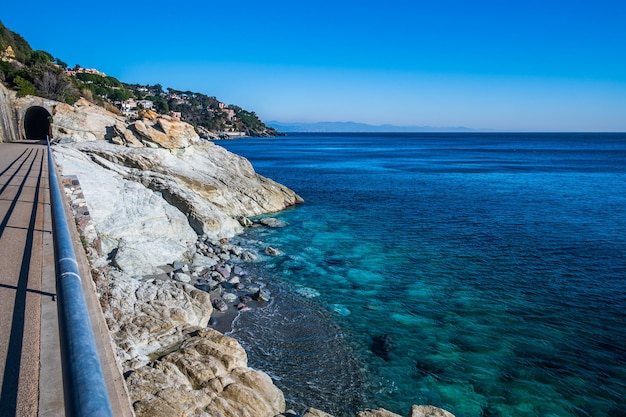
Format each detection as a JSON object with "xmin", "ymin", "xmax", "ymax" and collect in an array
[{"xmin": 267, "ymin": 121, "xmax": 481, "ymax": 133}]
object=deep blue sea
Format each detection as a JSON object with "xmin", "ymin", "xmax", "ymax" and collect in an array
[{"xmin": 220, "ymin": 133, "xmax": 626, "ymax": 417}]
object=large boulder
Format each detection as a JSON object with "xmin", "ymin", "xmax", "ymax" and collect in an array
[
  {"xmin": 126, "ymin": 328, "xmax": 285, "ymax": 417},
  {"xmin": 357, "ymin": 409, "xmax": 402, "ymax": 417},
  {"xmin": 104, "ymin": 271, "xmax": 213, "ymax": 369},
  {"xmin": 303, "ymin": 409, "xmax": 336, "ymax": 417},
  {"xmin": 408, "ymin": 405, "xmax": 455, "ymax": 417},
  {"xmin": 51, "ymin": 98, "xmax": 141, "ymax": 145},
  {"xmin": 30, "ymin": 95, "xmax": 199, "ymax": 148},
  {"xmin": 130, "ymin": 114, "xmax": 199, "ymax": 149},
  {"xmin": 356, "ymin": 406, "xmax": 455, "ymax": 417}
]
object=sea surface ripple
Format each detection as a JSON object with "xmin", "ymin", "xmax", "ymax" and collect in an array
[{"xmin": 222, "ymin": 133, "xmax": 626, "ymax": 417}]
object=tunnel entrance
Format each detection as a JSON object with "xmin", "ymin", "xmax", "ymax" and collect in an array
[{"xmin": 24, "ymin": 106, "xmax": 51, "ymax": 140}]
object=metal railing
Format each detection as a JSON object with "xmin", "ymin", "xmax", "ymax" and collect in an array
[{"xmin": 46, "ymin": 137, "xmax": 113, "ymax": 417}]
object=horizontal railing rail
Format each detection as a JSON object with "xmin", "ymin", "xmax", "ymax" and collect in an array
[{"xmin": 46, "ymin": 136, "xmax": 113, "ymax": 417}]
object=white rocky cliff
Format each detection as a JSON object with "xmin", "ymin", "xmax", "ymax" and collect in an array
[
  {"xmin": 0, "ymin": 82, "xmax": 20, "ymax": 140},
  {"xmin": 45, "ymin": 99, "xmax": 302, "ymax": 416},
  {"xmin": 54, "ymin": 138, "xmax": 302, "ymax": 275}
]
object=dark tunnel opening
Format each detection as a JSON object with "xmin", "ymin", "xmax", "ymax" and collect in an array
[{"xmin": 24, "ymin": 106, "xmax": 51, "ymax": 140}]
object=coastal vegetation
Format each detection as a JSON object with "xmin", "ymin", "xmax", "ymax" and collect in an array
[
  {"xmin": 121, "ymin": 83, "xmax": 279, "ymax": 136},
  {"xmin": 0, "ymin": 22, "xmax": 77, "ymax": 102},
  {"xmin": 0, "ymin": 20, "xmax": 279, "ymax": 137}
]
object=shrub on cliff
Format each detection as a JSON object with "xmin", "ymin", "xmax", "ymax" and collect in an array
[
  {"xmin": 33, "ymin": 65, "xmax": 77, "ymax": 102},
  {"xmin": 13, "ymin": 75, "xmax": 36, "ymax": 96},
  {"xmin": 27, "ymin": 49, "xmax": 53, "ymax": 66},
  {"xmin": 74, "ymin": 72, "xmax": 133, "ymax": 103}
]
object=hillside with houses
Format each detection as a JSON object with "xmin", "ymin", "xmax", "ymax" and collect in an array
[
  {"xmin": 0, "ymin": 20, "xmax": 280, "ymax": 138},
  {"xmin": 64, "ymin": 66, "xmax": 280, "ymax": 138},
  {"xmin": 118, "ymin": 83, "xmax": 279, "ymax": 138}
]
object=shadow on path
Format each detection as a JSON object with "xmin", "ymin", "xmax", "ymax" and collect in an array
[
  {"xmin": 0, "ymin": 149, "xmax": 43, "ymax": 416},
  {"xmin": 0, "ymin": 149, "xmax": 33, "ymax": 198}
]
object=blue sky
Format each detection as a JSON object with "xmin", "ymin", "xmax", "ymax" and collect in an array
[{"xmin": 3, "ymin": 0, "xmax": 626, "ymax": 131}]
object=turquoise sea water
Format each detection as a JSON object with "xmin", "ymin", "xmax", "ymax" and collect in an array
[{"xmin": 220, "ymin": 133, "xmax": 626, "ymax": 417}]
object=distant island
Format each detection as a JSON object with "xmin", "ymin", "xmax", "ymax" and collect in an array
[{"xmin": 267, "ymin": 121, "xmax": 485, "ymax": 133}]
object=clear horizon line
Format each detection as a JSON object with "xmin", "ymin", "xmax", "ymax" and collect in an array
[{"xmin": 266, "ymin": 121, "xmax": 626, "ymax": 133}]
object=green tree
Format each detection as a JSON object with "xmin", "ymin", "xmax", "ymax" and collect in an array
[
  {"xmin": 109, "ymin": 88, "xmax": 132, "ymax": 102},
  {"xmin": 104, "ymin": 75, "xmax": 123, "ymax": 87},
  {"xmin": 0, "ymin": 60, "xmax": 17, "ymax": 82},
  {"xmin": 27, "ymin": 50, "xmax": 53, "ymax": 66},
  {"xmin": 13, "ymin": 75, "xmax": 36, "ymax": 96},
  {"xmin": 54, "ymin": 57, "xmax": 68, "ymax": 69},
  {"xmin": 149, "ymin": 96, "xmax": 169, "ymax": 113},
  {"xmin": 75, "ymin": 72, "xmax": 101, "ymax": 83}
]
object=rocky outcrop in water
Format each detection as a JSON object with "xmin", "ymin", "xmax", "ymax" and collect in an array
[
  {"xmin": 294, "ymin": 406, "xmax": 455, "ymax": 417},
  {"xmin": 302, "ymin": 409, "xmax": 336, "ymax": 417},
  {"xmin": 126, "ymin": 328, "xmax": 285, "ymax": 417},
  {"xmin": 355, "ymin": 406, "xmax": 455, "ymax": 417},
  {"xmin": 407, "ymin": 406, "xmax": 456, "ymax": 417}
]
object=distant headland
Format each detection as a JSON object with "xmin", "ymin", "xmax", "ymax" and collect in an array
[{"xmin": 267, "ymin": 121, "xmax": 488, "ymax": 133}]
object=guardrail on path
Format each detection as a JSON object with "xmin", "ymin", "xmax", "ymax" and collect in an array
[{"xmin": 46, "ymin": 137, "xmax": 113, "ymax": 417}]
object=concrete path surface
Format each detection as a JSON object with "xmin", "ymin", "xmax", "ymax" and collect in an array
[
  {"xmin": 0, "ymin": 141, "xmax": 52, "ymax": 416},
  {"xmin": 0, "ymin": 141, "xmax": 133, "ymax": 416}
]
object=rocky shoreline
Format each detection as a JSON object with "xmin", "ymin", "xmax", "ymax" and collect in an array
[{"xmin": 41, "ymin": 96, "xmax": 456, "ymax": 417}]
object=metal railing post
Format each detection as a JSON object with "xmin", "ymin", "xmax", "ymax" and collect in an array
[{"xmin": 46, "ymin": 137, "xmax": 113, "ymax": 417}]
